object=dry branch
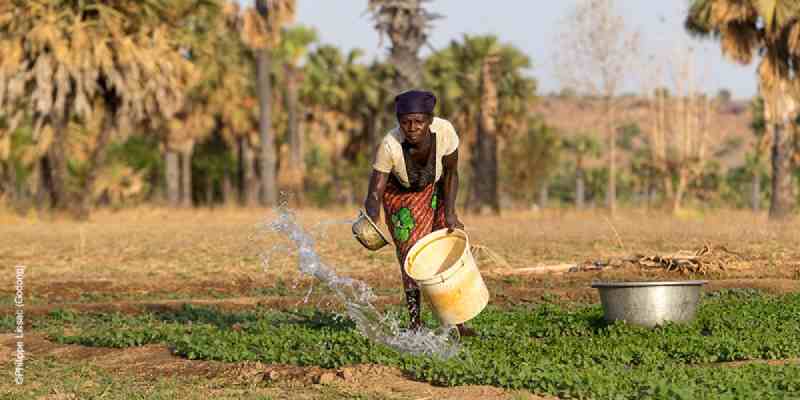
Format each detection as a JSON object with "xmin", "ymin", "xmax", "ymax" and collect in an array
[
  {"xmin": 488, "ymin": 263, "xmax": 577, "ymax": 276},
  {"xmin": 487, "ymin": 244, "xmax": 748, "ymax": 276},
  {"xmin": 633, "ymin": 244, "xmax": 747, "ymax": 274}
]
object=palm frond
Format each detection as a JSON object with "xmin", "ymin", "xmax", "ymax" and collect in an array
[
  {"xmin": 720, "ymin": 21, "xmax": 759, "ymax": 64},
  {"xmin": 711, "ymin": 0, "xmax": 757, "ymax": 26},
  {"xmin": 787, "ymin": 21, "xmax": 800, "ymax": 57},
  {"xmin": 685, "ymin": 0, "xmax": 714, "ymax": 37}
]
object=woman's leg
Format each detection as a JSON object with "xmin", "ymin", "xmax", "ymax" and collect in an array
[
  {"xmin": 397, "ymin": 246, "xmax": 422, "ymax": 330},
  {"xmin": 404, "ymin": 289, "xmax": 422, "ymax": 330},
  {"xmin": 382, "ymin": 180, "xmax": 437, "ymax": 330}
]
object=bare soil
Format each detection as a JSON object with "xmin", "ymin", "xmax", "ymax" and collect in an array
[
  {"xmin": 0, "ymin": 333, "xmax": 550, "ymax": 399},
  {"xmin": 2, "ymin": 207, "xmax": 799, "ymax": 398}
]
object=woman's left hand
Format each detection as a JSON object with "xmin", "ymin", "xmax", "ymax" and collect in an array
[{"xmin": 445, "ymin": 213, "xmax": 465, "ymax": 233}]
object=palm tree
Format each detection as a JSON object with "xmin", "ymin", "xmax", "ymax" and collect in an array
[
  {"xmin": 502, "ymin": 118, "xmax": 562, "ymax": 208},
  {"xmin": 686, "ymin": 0, "xmax": 800, "ymax": 219},
  {"xmin": 425, "ymin": 35, "xmax": 536, "ymax": 214},
  {"xmin": 746, "ymin": 96, "xmax": 769, "ymax": 211},
  {"xmin": 0, "ymin": 0, "xmax": 207, "ymax": 218},
  {"xmin": 563, "ymin": 134, "xmax": 603, "ymax": 209},
  {"xmin": 163, "ymin": 1, "xmax": 234, "ymax": 208},
  {"xmin": 301, "ymin": 45, "xmax": 362, "ymax": 200},
  {"xmin": 242, "ymin": 0, "xmax": 295, "ymax": 207},
  {"xmin": 165, "ymin": 109, "xmax": 215, "ymax": 207},
  {"xmin": 367, "ymin": 0, "xmax": 439, "ymax": 91},
  {"xmin": 209, "ymin": 2, "xmax": 260, "ymax": 207},
  {"xmin": 349, "ymin": 61, "xmax": 396, "ymax": 153},
  {"xmin": 154, "ymin": 1, "xmax": 264, "ymax": 209},
  {"xmin": 275, "ymin": 26, "xmax": 317, "ymax": 204},
  {"xmin": 298, "ymin": 44, "xmax": 394, "ymax": 204},
  {"xmin": 340, "ymin": 57, "xmax": 395, "ymax": 157}
]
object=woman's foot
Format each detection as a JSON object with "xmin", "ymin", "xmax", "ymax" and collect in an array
[
  {"xmin": 408, "ymin": 320, "xmax": 422, "ymax": 332},
  {"xmin": 405, "ymin": 289, "xmax": 422, "ymax": 331},
  {"xmin": 456, "ymin": 323, "xmax": 476, "ymax": 337}
]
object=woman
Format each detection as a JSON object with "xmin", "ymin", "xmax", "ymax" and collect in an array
[{"xmin": 363, "ymin": 89, "xmax": 475, "ymax": 337}]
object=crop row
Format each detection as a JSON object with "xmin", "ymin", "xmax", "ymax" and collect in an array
[{"xmin": 6, "ymin": 289, "xmax": 800, "ymax": 399}]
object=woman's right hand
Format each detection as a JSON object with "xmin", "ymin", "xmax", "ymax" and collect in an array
[{"xmin": 445, "ymin": 212, "xmax": 465, "ymax": 234}]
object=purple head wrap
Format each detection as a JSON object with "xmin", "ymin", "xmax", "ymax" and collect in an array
[{"xmin": 394, "ymin": 90, "xmax": 436, "ymax": 115}]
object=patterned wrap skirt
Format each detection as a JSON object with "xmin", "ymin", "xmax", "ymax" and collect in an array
[{"xmin": 382, "ymin": 177, "xmax": 447, "ymax": 290}]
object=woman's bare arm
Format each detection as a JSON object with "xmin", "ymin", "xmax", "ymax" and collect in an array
[
  {"xmin": 441, "ymin": 149, "xmax": 464, "ymax": 232},
  {"xmin": 364, "ymin": 170, "xmax": 389, "ymax": 222}
]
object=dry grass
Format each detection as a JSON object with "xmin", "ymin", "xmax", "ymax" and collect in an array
[
  {"xmin": 1, "ymin": 206, "xmax": 799, "ymax": 308},
  {"xmin": 2, "ymin": 206, "xmax": 799, "ymax": 399}
]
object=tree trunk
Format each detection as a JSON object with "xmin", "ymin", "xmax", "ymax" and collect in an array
[
  {"xmin": 471, "ymin": 58, "xmax": 500, "ymax": 215},
  {"xmin": 606, "ymin": 98, "xmax": 616, "ymax": 214},
  {"xmin": 470, "ymin": 122, "xmax": 499, "ymax": 214},
  {"xmin": 576, "ymin": 166, "xmax": 585, "ymax": 210},
  {"xmin": 389, "ymin": 46, "xmax": 423, "ymax": 92},
  {"xmin": 222, "ymin": 171, "xmax": 235, "ymax": 207},
  {"xmin": 769, "ymin": 121, "xmax": 795, "ymax": 218},
  {"xmin": 257, "ymin": 49, "xmax": 277, "ymax": 207},
  {"xmin": 241, "ymin": 137, "xmax": 258, "ymax": 207},
  {"xmin": 76, "ymin": 116, "xmax": 116, "ymax": 220},
  {"xmin": 286, "ymin": 66, "xmax": 304, "ymax": 205},
  {"xmin": 662, "ymin": 173, "xmax": 674, "ymax": 208},
  {"xmin": 34, "ymin": 159, "xmax": 49, "ymax": 210},
  {"xmin": 180, "ymin": 146, "xmax": 193, "ymax": 208},
  {"xmin": 647, "ymin": 181, "xmax": 657, "ymax": 209},
  {"xmin": 751, "ymin": 171, "xmax": 761, "ymax": 211},
  {"xmin": 1, "ymin": 159, "xmax": 16, "ymax": 204},
  {"xmin": 368, "ymin": 109, "xmax": 383, "ymax": 152},
  {"xmin": 205, "ymin": 174, "xmax": 214, "ymax": 207},
  {"xmin": 148, "ymin": 167, "xmax": 165, "ymax": 204},
  {"xmin": 538, "ymin": 183, "xmax": 549, "ymax": 209},
  {"xmin": 45, "ymin": 117, "xmax": 69, "ymax": 210},
  {"xmin": 287, "ymin": 68, "xmax": 302, "ymax": 168},
  {"xmin": 672, "ymin": 169, "xmax": 688, "ymax": 213},
  {"xmin": 472, "ymin": 132, "xmax": 499, "ymax": 214},
  {"xmin": 165, "ymin": 150, "xmax": 180, "ymax": 207},
  {"xmin": 330, "ymin": 122, "xmax": 339, "ymax": 184},
  {"xmin": 0, "ymin": 165, "xmax": 7, "ymax": 200}
]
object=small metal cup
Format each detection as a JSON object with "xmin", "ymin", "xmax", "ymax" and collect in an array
[{"xmin": 352, "ymin": 209, "xmax": 390, "ymax": 251}]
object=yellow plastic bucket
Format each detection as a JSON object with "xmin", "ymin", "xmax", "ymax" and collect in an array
[{"xmin": 403, "ymin": 228, "xmax": 489, "ymax": 325}]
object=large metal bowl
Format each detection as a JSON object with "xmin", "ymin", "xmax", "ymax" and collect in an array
[{"xmin": 591, "ymin": 280, "xmax": 708, "ymax": 327}]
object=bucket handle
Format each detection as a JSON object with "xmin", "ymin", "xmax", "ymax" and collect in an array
[{"xmin": 425, "ymin": 258, "xmax": 465, "ymax": 286}]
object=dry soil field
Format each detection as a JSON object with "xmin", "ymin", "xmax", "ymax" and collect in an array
[{"xmin": 2, "ymin": 207, "xmax": 799, "ymax": 399}]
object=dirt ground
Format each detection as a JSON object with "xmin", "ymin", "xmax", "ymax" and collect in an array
[
  {"xmin": 0, "ymin": 333, "xmax": 549, "ymax": 399},
  {"xmin": 2, "ymin": 207, "xmax": 799, "ymax": 398}
]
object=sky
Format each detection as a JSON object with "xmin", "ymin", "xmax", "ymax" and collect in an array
[{"xmin": 242, "ymin": 0, "xmax": 760, "ymax": 100}]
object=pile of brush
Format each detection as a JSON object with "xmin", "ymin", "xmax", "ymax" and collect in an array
[{"xmin": 631, "ymin": 244, "xmax": 746, "ymax": 274}]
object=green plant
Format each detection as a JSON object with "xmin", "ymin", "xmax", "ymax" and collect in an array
[{"xmin": 29, "ymin": 292, "xmax": 800, "ymax": 399}]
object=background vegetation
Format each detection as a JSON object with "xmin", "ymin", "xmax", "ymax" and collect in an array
[{"xmin": 2, "ymin": 0, "xmax": 800, "ymax": 220}]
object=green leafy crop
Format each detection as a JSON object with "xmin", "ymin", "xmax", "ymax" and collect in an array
[{"xmin": 19, "ymin": 292, "xmax": 800, "ymax": 399}]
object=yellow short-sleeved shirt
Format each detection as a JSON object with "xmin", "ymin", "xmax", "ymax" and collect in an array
[{"xmin": 372, "ymin": 117, "xmax": 460, "ymax": 189}]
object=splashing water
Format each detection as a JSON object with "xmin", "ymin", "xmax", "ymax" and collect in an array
[{"xmin": 262, "ymin": 205, "xmax": 461, "ymax": 359}]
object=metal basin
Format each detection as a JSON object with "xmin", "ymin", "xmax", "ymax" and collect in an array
[{"xmin": 591, "ymin": 281, "xmax": 708, "ymax": 327}]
